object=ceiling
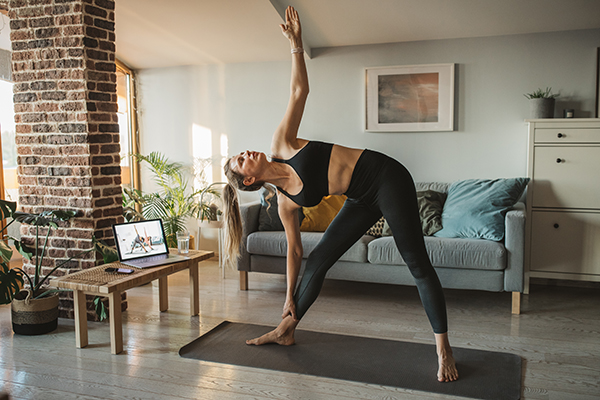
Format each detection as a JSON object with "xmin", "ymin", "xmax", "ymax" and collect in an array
[{"xmin": 118, "ymin": 0, "xmax": 600, "ymax": 69}]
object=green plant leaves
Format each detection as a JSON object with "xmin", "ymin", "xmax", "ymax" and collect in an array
[
  {"xmin": 93, "ymin": 296, "xmax": 108, "ymax": 321},
  {"xmin": 0, "ymin": 200, "xmax": 16, "ymax": 221},
  {"xmin": 93, "ymin": 239, "xmax": 120, "ymax": 264},
  {"xmin": 10, "ymin": 238, "xmax": 34, "ymax": 261},
  {"xmin": 524, "ymin": 87, "xmax": 558, "ymax": 99},
  {"xmin": 0, "ymin": 267, "xmax": 23, "ymax": 305},
  {"xmin": 0, "ymin": 240, "xmax": 13, "ymax": 264},
  {"xmin": 129, "ymin": 152, "xmax": 223, "ymax": 245},
  {"xmin": 12, "ymin": 210, "xmax": 76, "ymax": 226}
]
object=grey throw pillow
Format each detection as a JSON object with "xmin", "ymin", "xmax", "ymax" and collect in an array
[{"xmin": 381, "ymin": 190, "xmax": 447, "ymax": 237}]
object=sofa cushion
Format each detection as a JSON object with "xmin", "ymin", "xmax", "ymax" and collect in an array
[
  {"xmin": 367, "ymin": 236, "xmax": 506, "ymax": 270},
  {"xmin": 434, "ymin": 178, "xmax": 529, "ymax": 241},
  {"xmin": 247, "ymin": 231, "xmax": 376, "ymax": 263}
]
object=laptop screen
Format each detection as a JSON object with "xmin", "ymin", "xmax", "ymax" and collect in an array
[{"xmin": 112, "ymin": 219, "xmax": 169, "ymax": 261}]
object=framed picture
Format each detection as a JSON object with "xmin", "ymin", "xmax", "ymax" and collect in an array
[{"xmin": 366, "ymin": 63, "xmax": 455, "ymax": 132}]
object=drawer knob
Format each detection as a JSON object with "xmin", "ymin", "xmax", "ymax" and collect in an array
[
  {"xmin": 557, "ymin": 133, "xmax": 565, "ymax": 138},
  {"xmin": 554, "ymin": 223, "xmax": 560, "ymax": 229},
  {"xmin": 556, "ymin": 158, "xmax": 564, "ymax": 163}
]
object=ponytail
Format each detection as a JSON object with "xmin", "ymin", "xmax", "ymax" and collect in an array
[
  {"xmin": 222, "ymin": 156, "xmax": 272, "ymax": 268},
  {"xmin": 222, "ymin": 183, "xmax": 243, "ymax": 267}
]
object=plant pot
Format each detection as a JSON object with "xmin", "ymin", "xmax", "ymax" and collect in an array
[
  {"xmin": 529, "ymin": 98, "xmax": 555, "ymax": 119},
  {"xmin": 11, "ymin": 289, "xmax": 59, "ymax": 335}
]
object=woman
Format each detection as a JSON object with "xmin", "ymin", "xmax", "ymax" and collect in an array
[{"xmin": 222, "ymin": 6, "xmax": 458, "ymax": 382}]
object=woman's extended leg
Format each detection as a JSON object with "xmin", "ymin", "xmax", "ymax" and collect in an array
[{"xmin": 375, "ymin": 159, "xmax": 457, "ymax": 381}]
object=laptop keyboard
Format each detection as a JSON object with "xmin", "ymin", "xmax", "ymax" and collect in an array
[{"xmin": 129, "ymin": 255, "xmax": 168, "ymax": 265}]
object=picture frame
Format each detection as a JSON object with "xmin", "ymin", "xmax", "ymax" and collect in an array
[{"xmin": 366, "ymin": 63, "xmax": 455, "ymax": 132}]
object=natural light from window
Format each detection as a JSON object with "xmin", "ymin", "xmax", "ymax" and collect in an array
[
  {"xmin": 192, "ymin": 123, "xmax": 212, "ymax": 190},
  {"xmin": 116, "ymin": 66, "xmax": 132, "ymax": 188},
  {"xmin": 220, "ymin": 133, "xmax": 228, "ymax": 182},
  {"xmin": 0, "ymin": 78, "xmax": 17, "ymax": 203}
]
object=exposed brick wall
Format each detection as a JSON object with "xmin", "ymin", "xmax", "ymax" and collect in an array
[{"xmin": 8, "ymin": 0, "xmax": 124, "ymax": 318}]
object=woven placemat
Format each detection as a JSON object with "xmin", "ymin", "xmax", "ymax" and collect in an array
[{"xmin": 63, "ymin": 264, "xmax": 142, "ymax": 284}]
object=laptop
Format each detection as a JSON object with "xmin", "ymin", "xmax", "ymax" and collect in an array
[{"xmin": 112, "ymin": 219, "xmax": 189, "ymax": 269}]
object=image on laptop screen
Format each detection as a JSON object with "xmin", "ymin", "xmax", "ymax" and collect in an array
[{"xmin": 113, "ymin": 219, "xmax": 169, "ymax": 261}]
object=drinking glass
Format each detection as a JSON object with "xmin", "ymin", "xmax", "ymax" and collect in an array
[{"xmin": 176, "ymin": 230, "xmax": 190, "ymax": 255}]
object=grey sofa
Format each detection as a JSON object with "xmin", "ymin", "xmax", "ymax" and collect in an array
[{"xmin": 237, "ymin": 182, "xmax": 526, "ymax": 314}]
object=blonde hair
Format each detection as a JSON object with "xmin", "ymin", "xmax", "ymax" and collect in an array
[{"xmin": 222, "ymin": 157, "xmax": 275, "ymax": 266}]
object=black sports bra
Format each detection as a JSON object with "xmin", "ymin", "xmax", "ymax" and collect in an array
[{"xmin": 272, "ymin": 141, "xmax": 333, "ymax": 207}]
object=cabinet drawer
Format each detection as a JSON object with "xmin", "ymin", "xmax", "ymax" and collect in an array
[
  {"xmin": 535, "ymin": 128, "xmax": 600, "ymax": 144},
  {"xmin": 532, "ymin": 146, "xmax": 600, "ymax": 209},
  {"xmin": 530, "ymin": 211, "xmax": 600, "ymax": 276}
]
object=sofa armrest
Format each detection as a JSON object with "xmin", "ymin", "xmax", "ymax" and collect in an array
[
  {"xmin": 504, "ymin": 201, "xmax": 526, "ymax": 292},
  {"xmin": 237, "ymin": 201, "xmax": 261, "ymax": 272}
]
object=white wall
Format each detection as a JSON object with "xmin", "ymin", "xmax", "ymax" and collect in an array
[
  {"xmin": 222, "ymin": 28, "xmax": 599, "ymax": 183},
  {"xmin": 136, "ymin": 28, "xmax": 600, "ymax": 251}
]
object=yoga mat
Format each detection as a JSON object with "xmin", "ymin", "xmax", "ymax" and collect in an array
[{"xmin": 180, "ymin": 321, "xmax": 521, "ymax": 400}]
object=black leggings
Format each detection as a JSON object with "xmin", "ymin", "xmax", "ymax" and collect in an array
[{"xmin": 293, "ymin": 150, "xmax": 448, "ymax": 334}]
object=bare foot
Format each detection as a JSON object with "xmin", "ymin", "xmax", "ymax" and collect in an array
[
  {"xmin": 245, "ymin": 328, "xmax": 295, "ymax": 345},
  {"xmin": 435, "ymin": 332, "xmax": 459, "ymax": 382},
  {"xmin": 246, "ymin": 315, "xmax": 298, "ymax": 346},
  {"xmin": 438, "ymin": 352, "xmax": 458, "ymax": 382}
]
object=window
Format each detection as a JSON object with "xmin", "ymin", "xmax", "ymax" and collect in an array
[
  {"xmin": 116, "ymin": 59, "xmax": 140, "ymax": 191},
  {"xmin": 0, "ymin": 77, "xmax": 16, "ymax": 204}
]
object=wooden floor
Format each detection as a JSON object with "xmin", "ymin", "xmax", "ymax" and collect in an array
[{"xmin": 1, "ymin": 258, "xmax": 599, "ymax": 400}]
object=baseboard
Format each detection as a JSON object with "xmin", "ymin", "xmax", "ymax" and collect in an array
[{"xmin": 530, "ymin": 277, "xmax": 600, "ymax": 289}]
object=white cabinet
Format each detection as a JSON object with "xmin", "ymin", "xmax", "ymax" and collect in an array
[{"xmin": 526, "ymin": 119, "xmax": 600, "ymax": 286}]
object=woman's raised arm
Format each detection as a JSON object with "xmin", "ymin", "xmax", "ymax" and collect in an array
[{"xmin": 271, "ymin": 6, "xmax": 309, "ymax": 156}]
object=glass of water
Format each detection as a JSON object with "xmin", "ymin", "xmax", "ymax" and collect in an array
[{"xmin": 176, "ymin": 230, "xmax": 190, "ymax": 255}]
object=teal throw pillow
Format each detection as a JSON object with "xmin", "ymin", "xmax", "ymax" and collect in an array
[{"xmin": 434, "ymin": 178, "xmax": 529, "ymax": 241}]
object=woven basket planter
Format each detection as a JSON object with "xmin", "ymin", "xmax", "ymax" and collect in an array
[{"xmin": 11, "ymin": 289, "xmax": 59, "ymax": 335}]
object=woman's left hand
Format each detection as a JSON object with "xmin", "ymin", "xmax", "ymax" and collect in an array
[
  {"xmin": 282, "ymin": 297, "xmax": 298, "ymax": 320},
  {"xmin": 280, "ymin": 6, "xmax": 302, "ymax": 43}
]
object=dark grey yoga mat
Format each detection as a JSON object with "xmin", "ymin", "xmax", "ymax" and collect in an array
[{"xmin": 179, "ymin": 321, "xmax": 522, "ymax": 400}]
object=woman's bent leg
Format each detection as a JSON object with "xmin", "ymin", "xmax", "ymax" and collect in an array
[
  {"xmin": 294, "ymin": 198, "xmax": 382, "ymax": 319},
  {"xmin": 247, "ymin": 198, "xmax": 381, "ymax": 347}
]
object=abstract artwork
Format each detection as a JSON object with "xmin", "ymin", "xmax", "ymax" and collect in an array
[{"xmin": 366, "ymin": 64, "xmax": 455, "ymax": 132}]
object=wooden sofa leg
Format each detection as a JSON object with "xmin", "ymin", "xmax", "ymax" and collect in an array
[
  {"xmin": 240, "ymin": 271, "xmax": 248, "ymax": 290},
  {"xmin": 512, "ymin": 292, "xmax": 521, "ymax": 315}
]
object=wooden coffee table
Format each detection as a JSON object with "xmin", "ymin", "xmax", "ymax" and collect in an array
[{"xmin": 50, "ymin": 249, "xmax": 213, "ymax": 354}]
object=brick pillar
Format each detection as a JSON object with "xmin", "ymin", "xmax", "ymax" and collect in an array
[{"xmin": 8, "ymin": 0, "xmax": 123, "ymax": 318}]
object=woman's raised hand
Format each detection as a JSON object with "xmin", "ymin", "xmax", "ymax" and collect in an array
[{"xmin": 280, "ymin": 6, "xmax": 302, "ymax": 44}]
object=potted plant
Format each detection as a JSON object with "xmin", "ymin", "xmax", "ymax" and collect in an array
[
  {"xmin": 524, "ymin": 87, "xmax": 558, "ymax": 119},
  {"xmin": 198, "ymin": 181, "xmax": 227, "ymax": 223},
  {"xmin": 0, "ymin": 200, "xmax": 94, "ymax": 335},
  {"xmin": 125, "ymin": 152, "xmax": 221, "ymax": 248}
]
